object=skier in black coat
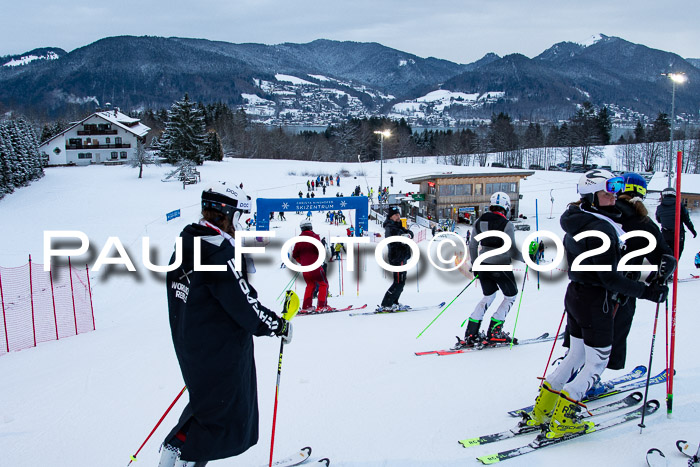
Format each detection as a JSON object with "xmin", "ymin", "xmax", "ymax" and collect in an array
[
  {"xmin": 523, "ymin": 169, "xmax": 669, "ymax": 440},
  {"xmin": 379, "ymin": 207, "xmax": 414, "ymax": 310},
  {"xmin": 655, "ymin": 187, "xmax": 696, "ymax": 258},
  {"xmin": 159, "ymin": 183, "xmax": 292, "ymax": 467}
]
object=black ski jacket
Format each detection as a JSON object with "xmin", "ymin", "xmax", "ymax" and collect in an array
[
  {"xmin": 383, "ymin": 218, "xmax": 414, "ymax": 265},
  {"xmin": 655, "ymin": 196, "xmax": 696, "ymax": 235},
  {"xmin": 560, "ymin": 203, "xmax": 646, "ymax": 299},
  {"xmin": 617, "ymin": 199, "xmax": 672, "ymax": 268},
  {"xmin": 165, "ymin": 223, "xmax": 283, "ymax": 462}
]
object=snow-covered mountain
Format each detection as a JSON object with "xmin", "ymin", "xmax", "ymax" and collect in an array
[{"xmin": 1, "ymin": 35, "xmax": 699, "ymax": 125}]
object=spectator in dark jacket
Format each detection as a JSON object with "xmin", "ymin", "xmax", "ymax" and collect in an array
[
  {"xmin": 160, "ymin": 183, "xmax": 291, "ymax": 467},
  {"xmin": 379, "ymin": 207, "xmax": 414, "ymax": 310},
  {"xmin": 656, "ymin": 187, "xmax": 696, "ymax": 257}
]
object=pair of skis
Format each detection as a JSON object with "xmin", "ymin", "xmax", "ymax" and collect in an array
[
  {"xmin": 507, "ymin": 366, "xmax": 671, "ymax": 417},
  {"xmin": 297, "ymin": 304, "xmax": 368, "ymax": 316},
  {"xmin": 415, "ymin": 331, "xmax": 559, "ymax": 356},
  {"xmin": 349, "ymin": 301, "xmax": 446, "ymax": 317},
  {"xmin": 266, "ymin": 446, "xmax": 329, "ymax": 467},
  {"xmin": 647, "ymin": 441, "xmax": 700, "ymax": 466},
  {"xmin": 472, "ymin": 399, "xmax": 660, "ymax": 463}
]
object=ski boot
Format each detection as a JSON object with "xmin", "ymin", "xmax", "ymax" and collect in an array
[
  {"xmin": 457, "ymin": 319, "xmax": 483, "ymax": 348},
  {"xmin": 584, "ymin": 376, "xmax": 612, "ymax": 398},
  {"xmin": 484, "ymin": 318, "xmax": 514, "ymax": 345},
  {"xmin": 394, "ymin": 303, "xmax": 411, "ymax": 311},
  {"xmin": 520, "ymin": 381, "xmax": 559, "ymax": 427},
  {"xmin": 298, "ymin": 306, "xmax": 316, "ymax": 315},
  {"xmin": 315, "ymin": 305, "xmax": 335, "ymax": 313},
  {"xmin": 158, "ymin": 444, "xmax": 180, "ymax": 467},
  {"xmin": 542, "ymin": 390, "xmax": 594, "ymax": 439}
]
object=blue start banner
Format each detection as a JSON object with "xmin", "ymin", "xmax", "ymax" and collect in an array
[
  {"xmin": 166, "ymin": 209, "xmax": 181, "ymax": 222},
  {"xmin": 256, "ymin": 196, "xmax": 369, "ymax": 232}
]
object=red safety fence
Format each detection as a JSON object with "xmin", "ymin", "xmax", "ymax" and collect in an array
[{"xmin": 0, "ymin": 256, "xmax": 94, "ymax": 355}]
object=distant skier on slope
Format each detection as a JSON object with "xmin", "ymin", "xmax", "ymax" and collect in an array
[
  {"xmin": 462, "ymin": 192, "xmax": 524, "ymax": 346},
  {"xmin": 522, "ymin": 170, "xmax": 669, "ymax": 439},
  {"xmin": 379, "ymin": 207, "xmax": 414, "ymax": 311},
  {"xmin": 292, "ymin": 220, "xmax": 331, "ymax": 312}
]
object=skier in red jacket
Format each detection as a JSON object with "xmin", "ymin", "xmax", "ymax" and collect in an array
[{"xmin": 292, "ymin": 220, "xmax": 330, "ymax": 312}]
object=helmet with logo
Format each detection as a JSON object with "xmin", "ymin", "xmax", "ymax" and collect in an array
[
  {"xmin": 300, "ymin": 219, "xmax": 313, "ymax": 231},
  {"xmin": 201, "ymin": 182, "xmax": 252, "ymax": 225},
  {"xmin": 577, "ymin": 169, "xmax": 625, "ymax": 205},
  {"xmin": 620, "ymin": 172, "xmax": 647, "ymax": 198},
  {"xmin": 661, "ymin": 187, "xmax": 676, "ymax": 198},
  {"xmin": 490, "ymin": 192, "xmax": 511, "ymax": 214}
]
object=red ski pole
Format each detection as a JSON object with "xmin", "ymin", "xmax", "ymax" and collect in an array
[{"xmin": 128, "ymin": 386, "xmax": 187, "ymax": 465}]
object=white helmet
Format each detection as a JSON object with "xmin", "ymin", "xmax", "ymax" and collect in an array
[
  {"xmin": 661, "ymin": 187, "xmax": 676, "ymax": 197},
  {"xmin": 490, "ymin": 192, "xmax": 511, "ymax": 213},
  {"xmin": 300, "ymin": 219, "xmax": 313, "ymax": 231},
  {"xmin": 577, "ymin": 169, "xmax": 624, "ymax": 204},
  {"xmin": 201, "ymin": 182, "xmax": 252, "ymax": 224}
]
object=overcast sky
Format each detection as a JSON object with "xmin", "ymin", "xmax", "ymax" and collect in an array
[{"xmin": 3, "ymin": 1, "xmax": 700, "ymax": 63}]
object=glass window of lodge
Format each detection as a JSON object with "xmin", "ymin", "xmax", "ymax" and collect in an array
[
  {"xmin": 455, "ymin": 184, "xmax": 472, "ymax": 196},
  {"xmin": 120, "ymin": 151, "xmax": 127, "ymax": 159},
  {"xmin": 111, "ymin": 152, "xmax": 118, "ymax": 159},
  {"xmin": 439, "ymin": 184, "xmax": 456, "ymax": 196},
  {"xmin": 106, "ymin": 137, "xmax": 110, "ymax": 144},
  {"xmin": 115, "ymin": 137, "xmax": 122, "ymax": 145},
  {"xmin": 474, "ymin": 183, "xmax": 483, "ymax": 195}
]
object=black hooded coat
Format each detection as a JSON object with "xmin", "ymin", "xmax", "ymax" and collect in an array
[{"xmin": 165, "ymin": 223, "xmax": 283, "ymax": 462}]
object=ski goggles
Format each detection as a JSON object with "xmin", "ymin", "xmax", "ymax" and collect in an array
[{"xmin": 579, "ymin": 176, "xmax": 626, "ymax": 195}]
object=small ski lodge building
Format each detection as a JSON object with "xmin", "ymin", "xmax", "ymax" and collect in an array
[
  {"xmin": 405, "ymin": 170, "xmax": 534, "ymax": 222},
  {"xmin": 39, "ymin": 110, "xmax": 150, "ymax": 166},
  {"xmin": 647, "ymin": 172, "xmax": 700, "ymax": 211}
]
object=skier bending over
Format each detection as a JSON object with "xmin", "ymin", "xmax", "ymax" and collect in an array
[
  {"xmin": 523, "ymin": 170, "xmax": 669, "ymax": 439},
  {"xmin": 463, "ymin": 192, "xmax": 524, "ymax": 345},
  {"xmin": 160, "ymin": 183, "xmax": 292, "ymax": 467}
]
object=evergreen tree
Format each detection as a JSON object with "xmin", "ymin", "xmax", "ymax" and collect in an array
[
  {"xmin": 596, "ymin": 106, "xmax": 612, "ymax": 145},
  {"xmin": 634, "ymin": 121, "xmax": 646, "ymax": 143},
  {"xmin": 203, "ymin": 130, "xmax": 224, "ymax": 161},
  {"xmin": 156, "ymin": 94, "xmax": 207, "ymax": 165}
]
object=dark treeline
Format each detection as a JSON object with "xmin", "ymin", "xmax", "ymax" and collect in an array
[
  {"xmin": 35, "ymin": 96, "xmax": 700, "ymax": 174},
  {"xmin": 0, "ymin": 118, "xmax": 44, "ymax": 200}
]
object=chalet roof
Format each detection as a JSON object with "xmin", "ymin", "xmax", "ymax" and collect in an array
[
  {"xmin": 39, "ymin": 110, "xmax": 150, "ymax": 146},
  {"xmin": 406, "ymin": 171, "xmax": 535, "ymax": 184},
  {"xmin": 648, "ymin": 172, "xmax": 700, "ymax": 195}
]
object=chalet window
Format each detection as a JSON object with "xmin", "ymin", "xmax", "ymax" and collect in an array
[
  {"xmin": 455, "ymin": 184, "xmax": 472, "ymax": 196},
  {"xmin": 106, "ymin": 137, "xmax": 111, "ymax": 144},
  {"xmin": 111, "ymin": 152, "xmax": 118, "ymax": 159},
  {"xmin": 85, "ymin": 138, "xmax": 91, "ymax": 144},
  {"xmin": 115, "ymin": 137, "xmax": 122, "ymax": 145},
  {"xmin": 486, "ymin": 183, "xmax": 495, "ymax": 195},
  {"xmin": 439, "ymin": 185, "xmax": 455, "ymax": 196},
  {"xmin": 474, "ymin": 184, "xmax": 483, "ymax": 195},
  {"xmin": 120, "ymin": 151, "xmax": 127, "ymax": 159}
]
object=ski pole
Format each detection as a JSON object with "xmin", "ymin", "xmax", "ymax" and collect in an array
[
  {"xmin": 536, "ymin": 199, "xmax": 540, "ymax": 290},
  {"xmin": 639, "ymin": 301, "xmax": 662, "ymax": 433},
  {"xmin": 417, "ymin": 275, "xmax": 478, "ymax": 339},
  {"xmin": 276, "ymin": 272, "xmax": 299, "ymax": 302},
  {"xmin": 269, "ymin": 291, "xmax": 300, "ymax": 467},
  {"xmin": 509, "ymin": 265, "xmax": 529, "ymax": 349},
  {"xmin": 127, "ymin": 386, "xmax": 187, "ymax": 466},
  {"xmin": 540, "ymin": 310, "xmax": 566, "ymax": 384}
]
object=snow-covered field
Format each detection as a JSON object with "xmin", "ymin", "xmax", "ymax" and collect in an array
[{"xmin": 0, "ymin": 156, "xmax": 699, "ymax": 466}]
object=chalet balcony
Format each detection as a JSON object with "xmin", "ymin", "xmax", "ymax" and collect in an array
[
  {"xmin": 77, "ymin": 129, "xmax": 118, "ymax": 135},
  {"xmin": 66, "ymin": 143, "xmax": 131, "ymax": 149}
]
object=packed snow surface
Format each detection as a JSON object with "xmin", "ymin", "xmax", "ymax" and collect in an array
[{"xmin": 0, "ymin": 156, "xmax": 698, "ymax": 466}]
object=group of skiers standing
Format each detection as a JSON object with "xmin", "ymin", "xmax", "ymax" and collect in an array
[
  {"xmin": 156, "ymin": 169, "xmax": 691, "ymax": 465},
  {"xmin": 306, "ymin": 174, "xmax": 340, "ymax": 192},
  {"xmin": 464, "ymin": 170, "xmax": 676, "ymax": 440}
]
